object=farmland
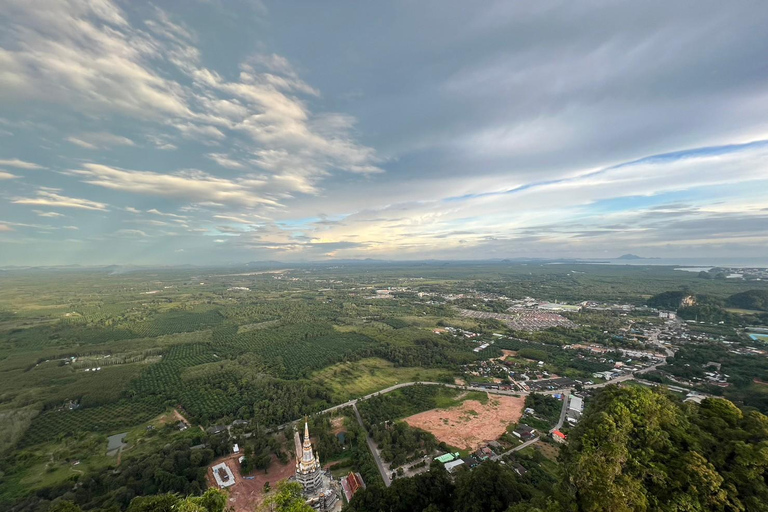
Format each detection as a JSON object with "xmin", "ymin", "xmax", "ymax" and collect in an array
[
  {"xmin": 311, "ymin": 358, "xmax": 454, "ymax": 401},
  {"xmin": 1, "ymin": 262, "xmax": 768, "ymax": 510}
]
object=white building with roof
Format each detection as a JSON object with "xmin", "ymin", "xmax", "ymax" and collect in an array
[
  {"xmin": 444, "ymin": 459, "xmax": 465, "ymax": 473},
  {"xmin": 212, "ymin": 462, "xmax": 235, "ymax": 488}
]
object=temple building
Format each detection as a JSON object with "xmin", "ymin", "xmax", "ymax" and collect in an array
[{"xmin": 293, "ymin": 420, "xmax": 339, "ymax": 511}]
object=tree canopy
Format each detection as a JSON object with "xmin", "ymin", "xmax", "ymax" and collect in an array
[{"xmin": 559, "ymin": 387, "xmax": 768, "ymax": 511}]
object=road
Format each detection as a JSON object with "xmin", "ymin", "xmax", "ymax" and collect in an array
[
  {"xmin": 351, "ymin": 403, "xmax": 392, "ymax": 487},
  {"xmin": 551, "ymin": 390, "xmax": 571, "ymax": 432},
  {"xmin": 275, "ymin": 374, "xmax": 664, "ymax": 434},
  {"xmin": 271, "ymin": 331, "xmax": 687, "ymax": 479},
  {"xmin": 495, "ymin": 436, "xmax": 541, "ymax": 460}
]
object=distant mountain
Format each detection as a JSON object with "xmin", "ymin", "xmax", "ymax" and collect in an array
[{"xmin": 617, "ymin": 253, "xmax": 644, "ymax": 260}]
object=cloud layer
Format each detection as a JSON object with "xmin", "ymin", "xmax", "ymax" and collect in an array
[{"xmin": 1, "ymin": 0, "xmax": 767, "ymax": 265}]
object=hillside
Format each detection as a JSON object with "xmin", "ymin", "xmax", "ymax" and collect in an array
[
  {"xmin": 727, "ymin": 290, "xmax": 768, "ymax": 311},
  {"xmin": 346, "ymin": 387, "xmax": 768, "ymax": 512},
  {"xmin": 646, "ymin": 290, "xmax": 689, "ymax": 309}
]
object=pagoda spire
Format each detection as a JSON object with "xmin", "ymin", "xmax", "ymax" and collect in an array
[{"xmin": 301, "ymin": 418, "xmax": 317, "ymax": 466}]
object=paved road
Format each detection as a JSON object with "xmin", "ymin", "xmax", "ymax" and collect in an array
[
  {"xmin": 272, "ymin": 331, "xmax": 689, "ymax": 478},
  {"xmin": 551, "ymin": 390, "xmax": 571, "ymax": 432},
  {"xmin": 351, "ymin": 403, "xmax": 392, "ymax": 487},
  {"xmin": 493, "ymin": 436, "xmax": 541, "ymax": 460},
  {"xmin": 277, "ymin": 375, "xmax": 658, "ymax": 433}
]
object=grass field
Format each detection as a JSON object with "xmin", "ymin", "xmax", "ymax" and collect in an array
[
  {"xmin": 725, "ymin": 308, "xmax": 765, "ymax": 315},
  {"xmin": 312, "ymin": 358, "xmax": 454, "ymax": 401}
]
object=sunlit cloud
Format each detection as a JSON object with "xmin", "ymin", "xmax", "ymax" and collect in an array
[
  {"xmin": 13, "ymin": 191, "xmax": 108, "ymax": 211},
  {"xmin": 0, "ymin": 158, "xmax": 44, "ymax": 170}
]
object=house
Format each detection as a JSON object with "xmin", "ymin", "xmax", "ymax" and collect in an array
[
  {"xmin": 568, "ymin": 396, "xmax": 584, "ymax": 413},
  {"xmin": 487, "ymin": 440, "xmax": 502, "ymax": 451},
  {"xmin": 435, "ymin": 452, "xmax": 460, "ymax": 463},
  {"xmin": 444, "ymin": 459, "xmax": 465, "ymax": 473},
  {"xmin": 341, "ymin": 472, "xmax": 366, "ymax": 502},
  {"xmin": 475, "ymin": 446, "xmax": 494, "ymax": 460},
  {"xmin": 512, "ymin": 463, "xmax": 528, "ymax": 476},
  {"xmin": 212, "ymin": 463, "xmax": 235, "ymax": 488},
  {"xmin": 513, "ymin": 425, "xmax": 537, "ymax": 441},
  {"xmin": 551, "ymin": 430, "xmax": 567, "ymax": 443}
]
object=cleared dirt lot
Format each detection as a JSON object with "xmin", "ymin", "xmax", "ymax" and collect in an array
[
  {"xmin": 495, "ymin": 349, "xmax": 518, "ymax": 361},
  {"xmin": 404, "ymin": 393, "xmax": 525, "ymax": 451},
  {"xmin": 206, "ymin": 454, "xmax": 295, "ymax": 512}
]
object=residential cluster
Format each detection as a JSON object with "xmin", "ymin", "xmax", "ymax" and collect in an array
[{"xmin": 458, "ymin": 308, "xmax": 577, "ymax": 330}]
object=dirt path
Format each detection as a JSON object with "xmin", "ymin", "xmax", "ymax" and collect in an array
[
  {"xmin": 405, "ymin": 393, "xmax": 525, "ymax": 451},
  {"xmin": 173, "ymin": 408, "xmax": 191, "ymax": 425}
]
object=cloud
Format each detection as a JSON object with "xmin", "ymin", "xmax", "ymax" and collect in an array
[
  {"xmin": 0, "ymin": 171, "xmax": 18, "ymax": 179},
  {"xmin": 114, "ymin": 229, "xmax": 148, "ymax": 237},
  {"xmin": 146, "ymin": 134, "xmax": 178, "ymax": 150},
  {"xmin": 1, "ymin": 0, "xmax": 192, "ymax": 119},
  {"xmin": 68, "ymin": 163, "xmax": 280, "ymax": 207},
  {"xmin": 62, "ymin": 225, "xmax": 79, "ymax": 230},
  {"xmin": 207, "ymin": 153, "xmax": 245, "ymax": 169},
  {"xmin": 147, "ymin": 208, "xmax": 187, "ymax": 219},
  {"xmin": 13, "ymin": 190, "xmax": 108, "ymax": 210},
  {"xmin": 33, "ymin": 210, "xmax": 65, "ymax": 217},
  {"xmin": 66, "ymin": 132, "xmax": 135, "ymax": 149},
  {"xmin": 213, "ymin": 214, "xmax": 265, "ymax": 224},
  {"xmin": 0, "ymin": 223, "xmax": 13, "ymax": 232},
  {"xmin": 1, "ymin": 0, "xmax": 382, "ymax": 205},
  {"xmin": 0, "ymin": 158, "xmax": 43, "ymax": 169},
  {"xmin": 3, "ymin": 1, "xmax": 768, "ymax": 264}
]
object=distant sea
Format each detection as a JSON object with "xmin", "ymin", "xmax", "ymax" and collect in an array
[{"xmin": 595, "ymin": 258, "xmax": 768, "ymax": 269}]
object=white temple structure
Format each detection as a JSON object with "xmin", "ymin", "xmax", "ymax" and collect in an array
[{"xmin": 293, "ymin": 420, "xmax": 339, "ymax": 511}]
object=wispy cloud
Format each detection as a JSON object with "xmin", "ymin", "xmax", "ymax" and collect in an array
[
  {"xmin": 207, "ymin": 153, "xmax": 245, "ymax": 169},
  {"xmin": 33, "ymin": 210, "xmax": 65, "ymax": 218},
  {"xmin": 66, "ymin": 132, "xmax": 135, "ymax": 149},
  {"xmin": 0, "ymin": 158, "xmax": 44, "ymax": 169},
  {"xmin": 1, "ymin": 0, "xmax": 382, "ymax": 200},
  {"xmin": 68, "ymin": 163, "xmax": 280, "ymax": 207},
  {"xmin": 13, "ymin": 191, "xmax": 108, "ymax": 211}
]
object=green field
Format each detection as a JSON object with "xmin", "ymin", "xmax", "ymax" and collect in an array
[{"xmin": 312, "ymin": 358, "xmax": 454, "ymax": 401}]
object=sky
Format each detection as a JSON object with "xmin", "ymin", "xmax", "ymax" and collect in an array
[{"xmin": 1, "ymin": 0, "xmax": 768, "ymax": 265}]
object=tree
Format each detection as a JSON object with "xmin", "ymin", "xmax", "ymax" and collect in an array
[
  {"xmin": 259, "ymin": 481, "xmax": 312, "ymax": 512},
  {"xmin": 49, "ymin": 502, "xmax": 83, "ymax": 512},
  {"xmin": 454, "ymin": 462, "xmax": 524, "ymax": 512},
  {"xmin": 127, "ymin": 489, "xmax": 227, "ymax": 512},
  {"xmin": 558, "ymin": 387, "xmax": 768, "ymax": 512}
]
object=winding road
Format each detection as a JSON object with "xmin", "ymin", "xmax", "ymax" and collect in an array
[{"xmin": 274, "ymin": 327, "xmax": 685, "ymax": 486}]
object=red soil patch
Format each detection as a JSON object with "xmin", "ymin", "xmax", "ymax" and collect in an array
[
  {"xmin": 206, "ymin": 453, "xmax": 296, "ymax": 512},
  {"xmin": 405, "ymin": 393, "xmax": 525, "ymax": 451}
]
